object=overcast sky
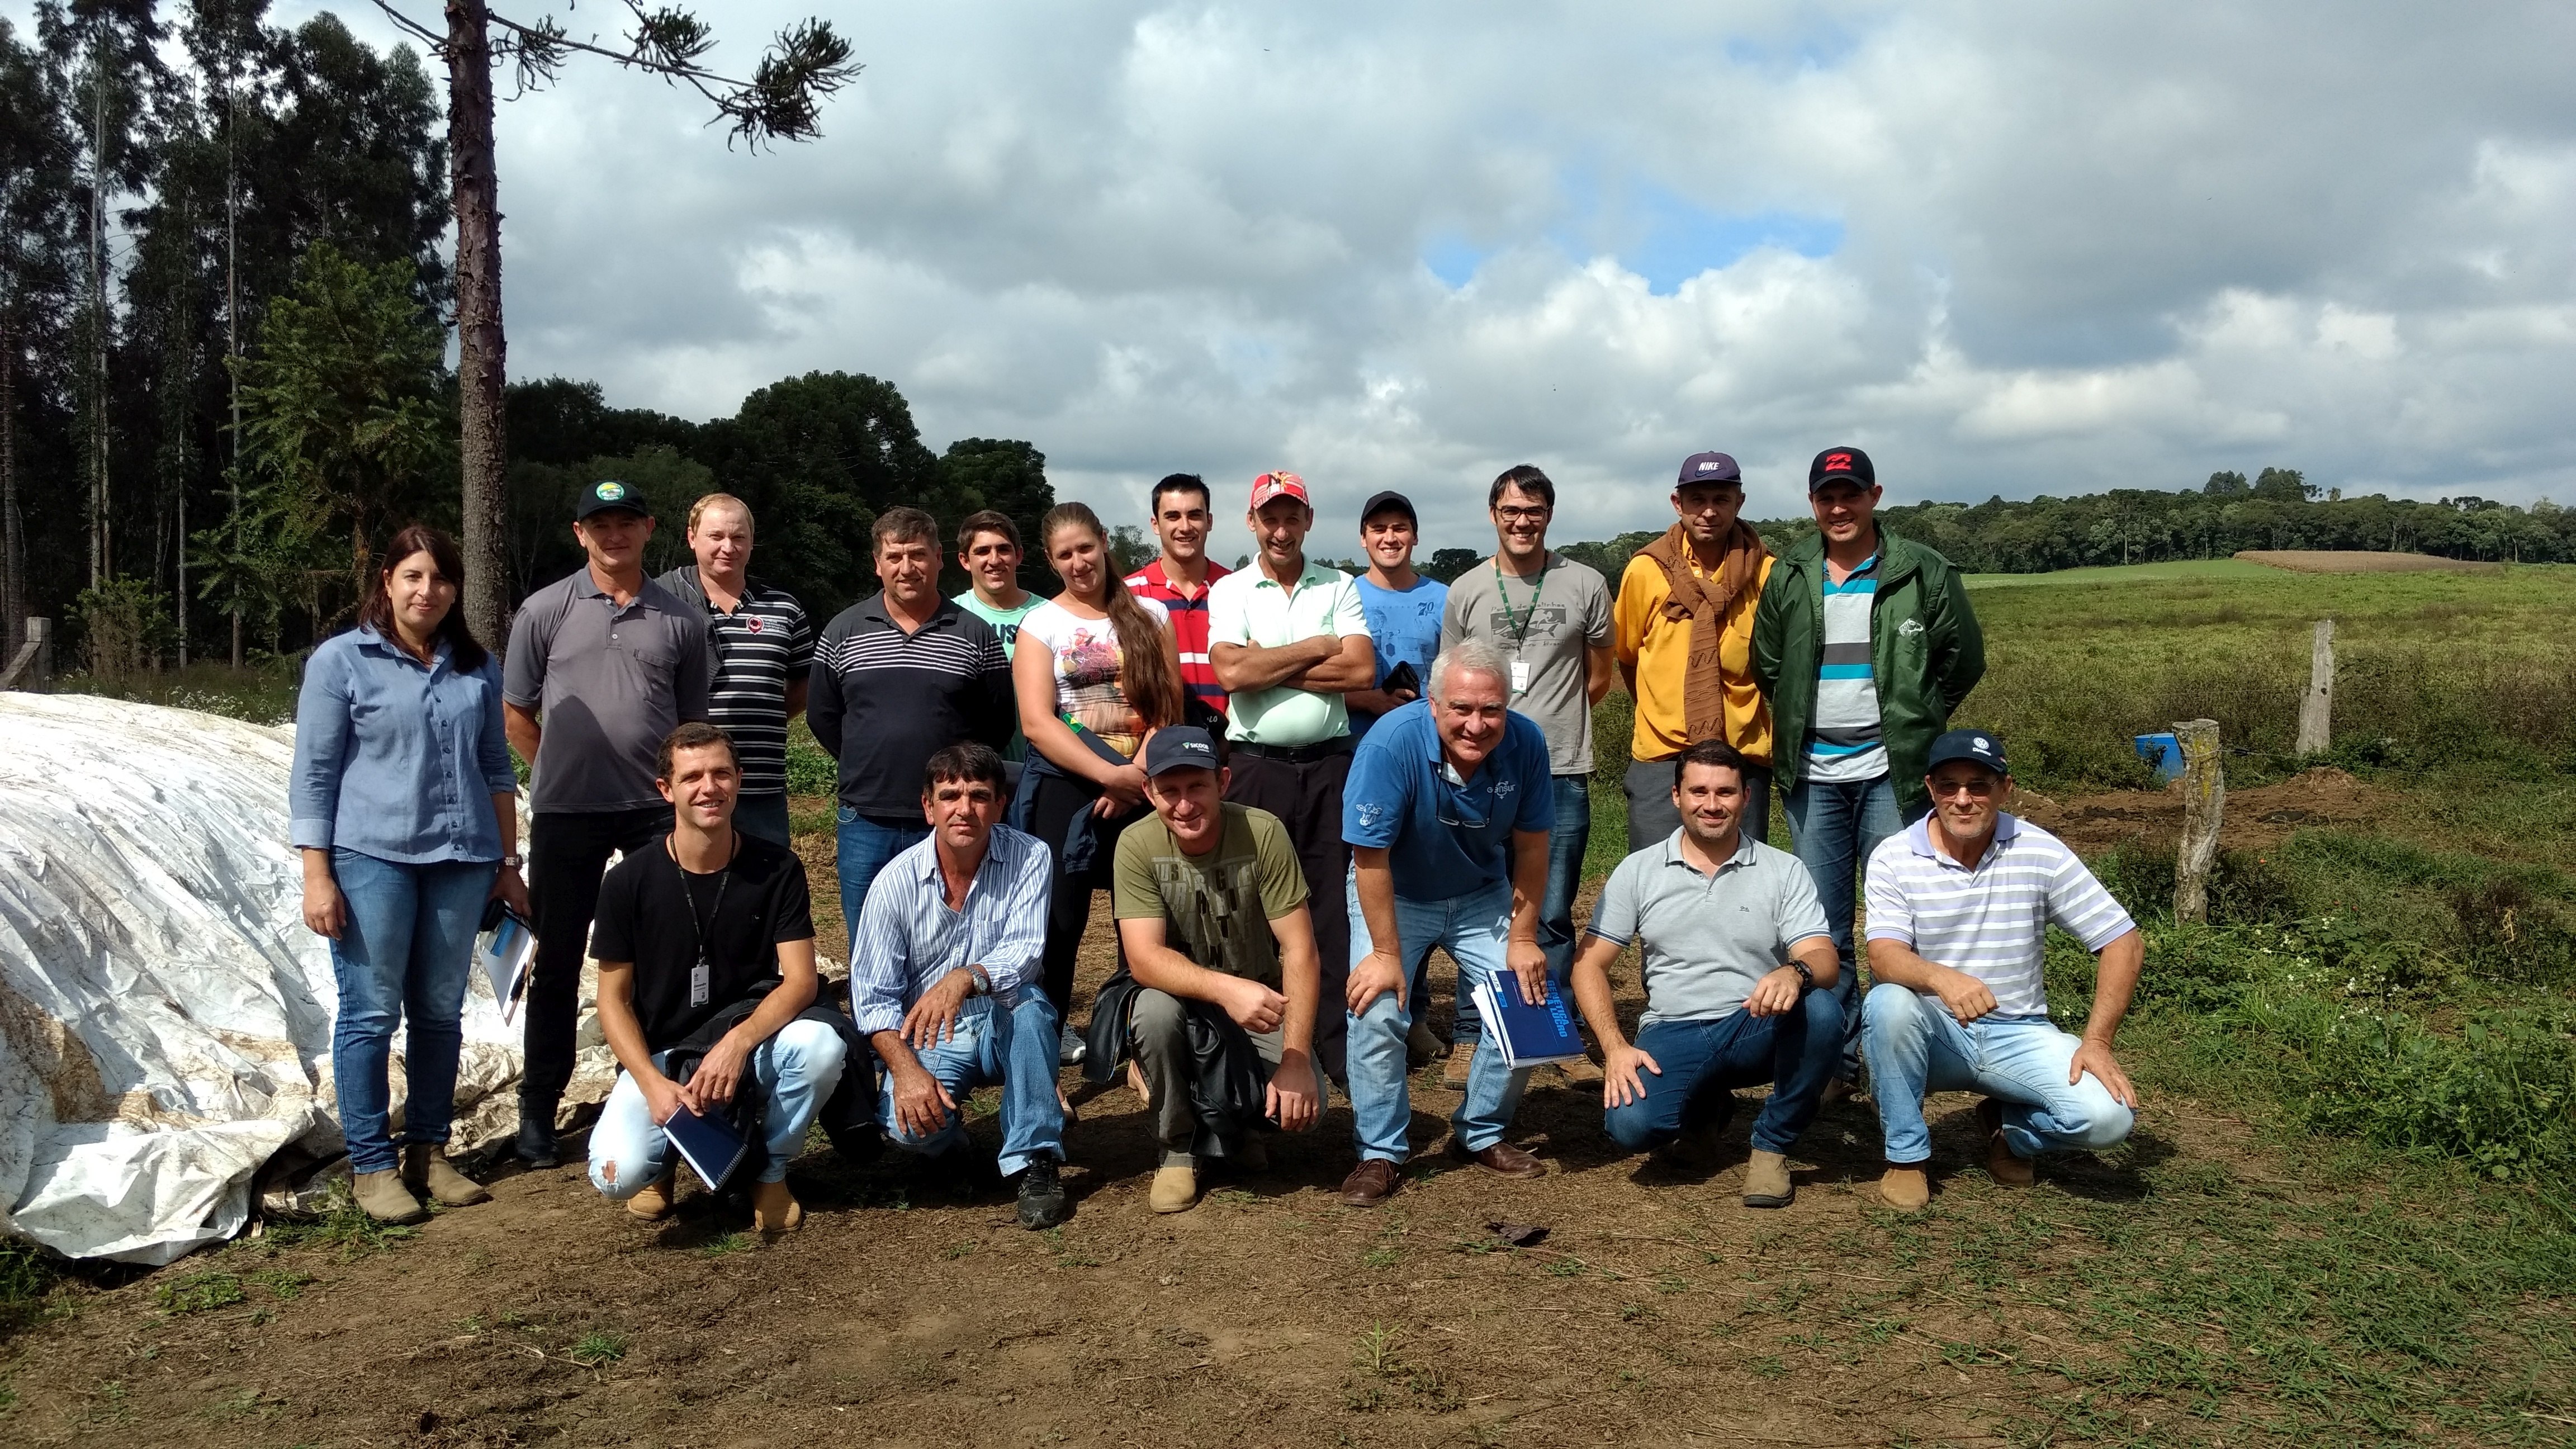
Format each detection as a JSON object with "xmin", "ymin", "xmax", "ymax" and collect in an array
[{"xmin": 80, "ymin": 2, "xmax": 2576, "ymax": 551}]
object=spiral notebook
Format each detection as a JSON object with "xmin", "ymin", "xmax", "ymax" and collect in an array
[
  {"xmin": 1467, "ymin": 973, "xmax": 1589, "ymax": 1069},
  {"xmin": 471, "ymin": 906, "xmax": 536, "ymax": 1024}
]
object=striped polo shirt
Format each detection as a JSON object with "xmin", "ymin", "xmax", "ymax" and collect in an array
[
  {"xmin": 1126, "ymin": 556, "xmax": 1232, "ymax": 717},
  {"xmin": 1863, "ymin": 813, "xmax": 2137, "ymax": 1019},
  {"xmin": 806, "ymin": 595, "xmax": 1015, "ymax": 821},
  {"xmin": 697, "ymin": 582, "xmax": 813, "ymax": 798},
  {"xmin": 1806, "ymin": 552, "xmax": 1886, "ymax": 782}
]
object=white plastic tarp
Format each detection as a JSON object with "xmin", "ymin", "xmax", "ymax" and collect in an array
[{"xmin": 0, "ymin": 693, "xmax": 607, "ymax": 1265}]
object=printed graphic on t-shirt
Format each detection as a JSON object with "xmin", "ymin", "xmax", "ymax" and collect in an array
[{"xmin": 1480, "ymin": 602, "xmax": 1570, "ymax": 645}]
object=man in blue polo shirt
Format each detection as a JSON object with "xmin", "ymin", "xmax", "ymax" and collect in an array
[{"xmin": 1337, "ymin": 637, "xmax": 1555, "ymax": 1206}]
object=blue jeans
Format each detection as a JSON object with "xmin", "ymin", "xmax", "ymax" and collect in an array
[
  {"xmin": 327, "ymin": 849, "xmax": 499, "ymax": 1174},
  {"xmin": 733, "ymin": 792, "xmax": 794, "ymax": 849},
  {"xmin": 1862, "ymin": 984, "xmax": 2135, "ymax": 1164},
  {"xmin": 587, "ymin": 1019, "xmax": 849, "ymax": 1195},
  {"xmin": 1346, "ymin": 873, "xmax": 1534, "ymax": 1161},
  {"xmin": 1455, "ymin": 775, "xmax": 1589, "ymax": 1047},
  {"xmin": 836, "ymin": 808, "xmax": 929, "ymax": 954},
  {"xmin": 1782, "ymin": 772, "xmax": 1910, "ymax": 1079},
  {"xmin": 874, "ymin": 990, "xmax": 1067, "ymax": 1177},
  {"xmin": 1603, "ymin": 991, "xmax": 1844, "ymax": 1156}
]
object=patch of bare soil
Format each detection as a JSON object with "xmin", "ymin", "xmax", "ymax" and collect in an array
[
  {"xmin": 2015, "ymin": 766, "xmax": 2389, "ymax": 857},
  {"xmin": 2233, "ymin": 549, "xmax": 2501, "ymax": 574}
]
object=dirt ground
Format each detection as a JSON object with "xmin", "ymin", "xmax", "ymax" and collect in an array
[
  {"xmin": 2233, "ymin": 549, "xmax": 2502, "ymax": 574},
  {"xmin": 2014, "ymin": 765, "xmax": 2390, "ymax": 858},
  {"xmin": 0, "ymin": 821, "xmax": 2294, "ymax": 1447}
]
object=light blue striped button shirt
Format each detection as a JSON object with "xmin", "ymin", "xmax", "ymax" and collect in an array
[
  {"xmin": 847, "ymin": 824, "xmax": 1054, "ymax": 1035},
  {"xmin": 1862, "ymin": 813, "xmax": 2135, "ymax": 1018}
]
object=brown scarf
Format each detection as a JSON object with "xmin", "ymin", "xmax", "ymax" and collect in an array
[{"xmin": 1637, "ymin": 520, "xmax": 1768, "ymax": 744}]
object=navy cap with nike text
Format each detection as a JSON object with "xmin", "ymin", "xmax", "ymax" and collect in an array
[
  {"xmin": 1676, "ymin": 451, "xmax": 1742, "ymax": 486},
  {"xmin": 1807, "ymin": 446, "xmax": 1876, "ymax": 493},
  {"xmin": 1925, "ymin": 728, "xmax": 2010, "ymax": 777}
]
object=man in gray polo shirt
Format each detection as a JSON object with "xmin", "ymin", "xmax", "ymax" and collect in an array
[
  {"xmin": 1569, "ymin": 738, "xmax": 1841, "ymax": 1208},
  {"xmin": 502, "ymin": 478, "xmax": 716, "ymax": 1166}
]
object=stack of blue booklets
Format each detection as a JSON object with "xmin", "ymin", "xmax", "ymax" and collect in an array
[{"xmin": 1467, "ymin": 973, "xmax": 1588, "ymax": 1068}]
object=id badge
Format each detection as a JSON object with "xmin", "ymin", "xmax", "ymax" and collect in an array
[
  {"xmin": 689, "ymin": 959, "xmax": 711, "ymax": 1008},
  {"xmin": 1510, "ymin": 660, "xmax": 1532, "ymax": 695}
]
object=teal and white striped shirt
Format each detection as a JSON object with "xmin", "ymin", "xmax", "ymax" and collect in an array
[{"xmin": 1805, "ymin": 553, "xmax": 1885, "ymax": 782}]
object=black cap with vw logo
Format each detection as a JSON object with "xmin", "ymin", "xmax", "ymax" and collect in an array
[{"xmin": 1925, "ymin": 728, "xmax": 2009, "ymax": 777}]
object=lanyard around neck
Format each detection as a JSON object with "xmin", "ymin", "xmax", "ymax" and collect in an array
[
  {"xmin": 1493, "ymin": 556, "xmax": 1551, "ymax": 646},
  {"xmin": 669, "ymin": 833, "xmax": 740, "ymax": 964}
]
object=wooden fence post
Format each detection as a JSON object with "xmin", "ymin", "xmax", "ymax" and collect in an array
[
  {"xmin": 0, "ymin": 616, "xmax": 50, "ymax": 692},
  {"xmin": 2295, "ymin": 619, "xmax": 2334, "ymax": 756},
  {"xmin": 2173, "ymin": 718, "xmax": 2224, "ymax": 924}
]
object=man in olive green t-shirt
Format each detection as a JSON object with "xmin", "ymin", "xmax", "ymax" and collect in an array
[{"xmin": 1109, "ymin": 727, "xmax": 1325, "ymax": 1214}]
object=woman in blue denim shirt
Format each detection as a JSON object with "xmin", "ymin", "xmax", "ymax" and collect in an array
[{"xmin": 292, "ymin": 525, "xmax": 529, "ymax": 1224}]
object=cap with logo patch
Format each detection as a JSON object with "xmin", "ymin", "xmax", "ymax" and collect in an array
[
  {"xmin": 1142, "ymin": 725, "xmax": 1224, "ymax": 777},
  {"xmin": 1807, "ymin": 446, "xmax": 1875, "ymax": 493},
  {"xmin": 1676, "ymin": 451, "xmax": 1742, "ymax": 486},
  {"xmin": 1248, "ymin": 471, "xmax": 1310, "ymax": 511},
  {"xmin": 575, "ymin": 478, "xmax": 650, "ymax": 520},
  {"xmin": 1925, "ymin": 727, "xmax": 2009, "ymax": 777}
]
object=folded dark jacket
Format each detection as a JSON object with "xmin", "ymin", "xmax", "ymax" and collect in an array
[
  {"xmin": 663, "ymin": 987, "xmax": 880, "ymax": 1190},
  {"xmin": 1083, "ymin": 970, "xmax": 1271, "ymax": 1161},
  {"xmin": 1006, "ymin": 726, "xmax": 1148, "ymax": 875}
]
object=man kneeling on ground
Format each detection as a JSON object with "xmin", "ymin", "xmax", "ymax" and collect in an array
[
  {"xmin": 1570, "ymin": 740, "xmax": 1842, "ymax": 1208},
  {"xmin": 850, "ymin": 742, "xmax": 1071, "ymax": 1229},
  {"xmin": 589, "ymin": 723, "xmax": 849, "ymax": 1231},
  {"xmin": 1862, "ymin": 730, "xmax": 2144, "ymax": 1211},
  {"xmin": 1086, "ymin": 726, "xmax": 1324, "ymax": 1215}
]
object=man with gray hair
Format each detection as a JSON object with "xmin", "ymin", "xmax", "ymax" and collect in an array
[{"xmin": 1334, "ymin": 637, "xmax": 1557, "ymax": 1205}]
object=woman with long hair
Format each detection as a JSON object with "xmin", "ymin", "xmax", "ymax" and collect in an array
[
  {"xmin": 1014, "ymin": 502, "xmax": 1187, "ymax": 1035},
  {"xmin": 291, "ymin": 524, "xmax": 528, "ymax": 1224}
]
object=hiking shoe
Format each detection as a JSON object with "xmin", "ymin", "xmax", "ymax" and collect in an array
[
  {"xmin": 402, "ymin": 1144, "xmax": 490, "ymax": 1208},
  {"xmin": 751, "ymin": 1178, "xmax": 803, "ymax": 1233},
  {"xmin": 514, "ymin": 1096, "xmax": 560, "ymax": 1168},
  {"xmin": 1016, "ymin": 1156, "xmax": 1070, "ymax": 1229},
  {"xmin": 1554, "ymin": 1054, "xmax": 1605, "ymax": 1086},
  {"xmin": 1058, "ymin": 1027, "xmax": 1088, "ymax": 1067},
  {"xmin": 1339, "ymin": 1158, "xmax": 1403, "ymax": 1207},
  {"xmin": 1448, "ymin": 1138, "xmax": 1546, "ymax": 1180},
  {"xmin": 352, "ymin": 1168, "xmax": 429, "ymax": 1225},
  {"xmin": 1878, "ymin": 1163, "xmax": 1931, "ymax": 1212},
  {"xmin": 1742, "ymin": 1149, "xmax": 1794, "ymax": 1209},
  {"xmin": 1441, "ymin": 1045, "xmax": 1473, "ymax": 1090},
  {"xmin": 1978, "ymin": 1098, "xmax": 2034, "ymax": 1187},
  {"xmin": 624, "ymin": 1170, "xmax": 678, "ymax": 1221},
  {"xmin": 1149, "ymin": 1163, "xmax": 1199, "ymax": 1214}
]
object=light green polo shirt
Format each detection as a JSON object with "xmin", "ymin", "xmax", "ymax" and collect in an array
[{"xmin": 1204, "ymin": 558, "xmax": 1370, "ymax": 746}]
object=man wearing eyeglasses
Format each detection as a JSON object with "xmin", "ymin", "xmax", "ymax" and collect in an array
[
  {"xmin": 1437, "ymin": 465, "xmax": 1615, "ymax": 1088},
  {"xmin": 1859, "ymin": 730, "xmax": 2143, "ymax": 1212}
]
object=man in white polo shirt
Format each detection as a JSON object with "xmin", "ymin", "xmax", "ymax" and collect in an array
[
  {"xmin": 1206, "ymin": 471, "xmax": 1375, "ymax": 1078},
  {"xmin": 1860, "ymin": 729, "xmax": 2144, "ymax": 1211}
]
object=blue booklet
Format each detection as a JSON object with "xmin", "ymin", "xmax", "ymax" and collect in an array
[
  {"xmin": 662, "ymin": 1104, "xmax": 751, "ymax": 1192},
  {"xmin": 1468, "ymin": 972, "xmax": 1588, "ymax": 1068}
]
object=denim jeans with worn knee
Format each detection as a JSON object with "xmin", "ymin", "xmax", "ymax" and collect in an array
[
  {"xmin": 1862, "ymin": 983, "xmax": 2135, "ymax": 1164},
  {"xmin": 587, "ymin": 1018, "xmax": 850, "ymax": 1197},
  {"xmin": 328, "ymin": 849, "xmax": 498, "ymax": 1175},
  {"xmin": 1782, "ymin": 773, "xmax": 1910, "ymax": 1079},
  {"xmin": 1452, "ymin": 775, "xmax": 1590, "ymax": 1048},
  {"xmin": 1347, "ymin": 873, "xmax": 1533, "ymax": 1162},
  {"xmin": 874, "ymin": 989, "xmax": 1067, "ymax": 1177},
  {"xmin": 1603, "ymin": 989, "xmax": 1843, "ymax": 1156}
]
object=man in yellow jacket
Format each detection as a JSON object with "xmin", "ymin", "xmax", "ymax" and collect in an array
[{"xmin": 1613, "ymin": 452, "xmax": 1775, "ymax": 853}]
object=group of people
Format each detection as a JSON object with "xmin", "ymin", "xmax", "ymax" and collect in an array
[{"xmin": 289, "ymin": 446, "xmax": 2147, "ymax": 1233}]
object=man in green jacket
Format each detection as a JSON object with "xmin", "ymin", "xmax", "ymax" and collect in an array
[{"xmin": 1751, "ymin": 446, "xmax": 1984, "ymax": 1091}]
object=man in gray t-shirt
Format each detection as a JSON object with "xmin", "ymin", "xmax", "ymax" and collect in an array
[
  {"xmin": 1438, "ymin": 465, "xmax": 1614, "ymax": 1075},
  {"xmin": 1569, "ymin": 739, "xmax": 1840, "ymax": 1209},
  {"xmin": 499, "ymin": 478, "xmax": 715, "ymax": 1167}
]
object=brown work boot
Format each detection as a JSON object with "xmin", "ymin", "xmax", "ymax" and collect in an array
[
  {"xmin": 402, "ymin": 1144, "xmax": 491, "ymax": 1208},
  {"xmin": 351, "ymin": 1168, "xmax": 429, "ymax": 1225},
  {"xmin": 1405, "ymin": 1013, "xmax": 1443, "ymax": 1069},
  {"xmin": 1448, "ymin": 1138, "xmax": 1547, "ymax": 1180},
  {"xmin": 1554, "ymin": 1054, "xmax": 1605, "ymax": 1086},
  {"xmin": 1441, "ymin": 1045, "xmax": 1474, "ymax": 1090},
  {"xmin": 1978, "ymin": 1098, "xmax": 2035, "ymax": 1186},
  {"xmin": 1339, "ymin": 1158, "xmax": 1403, "ymax": 1207},
  {"xmin": 1741, "ymin": 1149, "xmax": 1794, "ymax": 1209},
  {"xmin": 1878, "ymin": 1163, "xmax": 1931, "ymax": 1212},
  {"xmin": 751, "ymin": 1178, "xmax": 803, "ymax": 1233},
  {"xmin": 624, "ymin": 1170, "xmax": 678, "ymax": 1221},
  {"xmin": 1149, "ymin": 1163, "xmax": 1199, "ymax": 1214}
]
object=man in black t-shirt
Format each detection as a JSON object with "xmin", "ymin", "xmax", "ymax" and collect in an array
[{"xmin": 586, "ymin": 723, "xmax": 847, "ymax": 1232}]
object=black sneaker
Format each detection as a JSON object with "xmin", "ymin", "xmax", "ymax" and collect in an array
[
  {"xmin": 515, "ymin": 1096, "xmax": 561, "ymax": 1169},
  {"xmin": 1015, "ymin": 1156, "xmax": 1069, "ymax": 1229}
]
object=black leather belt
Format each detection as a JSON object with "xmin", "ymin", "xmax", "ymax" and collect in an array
[{"xmin": 1229, "ymin": 737, "xmax": 1355, "ymax": 764}]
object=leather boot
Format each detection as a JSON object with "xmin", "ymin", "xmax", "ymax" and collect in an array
[
  {"xmin": 402, "ymin": 1144, "xmax": 491, "ymax": 1207},
  {"xmin": 752, "ymin": 1178, "xmax": 803, "ymax": 1232},
  {"xmin": 515, "ymin": 1094, "xmax": 560, "ymax": 1168},
  {"xmin": 1979, "ymin": 1098, "xmax": 2035, "ymax": 1187},
  {"xmin": 625, "ymin": 1170, "xmax": 677, "ymax": 1221},
  {"xmin": 1741, "ymin": 1149, "xmax": 1794, "ymax": 1208},
  {"xmin": 1149, "ymin": 1163, "xmax": 1199, "ymax": 1214},
  {"xmin": 1878, "ymin": 1163, "xmax": 1931, "ymax": 1212},
  {"xmin": 352, "ymin": 1168, "xmax": 429, "ymax": 1225}
]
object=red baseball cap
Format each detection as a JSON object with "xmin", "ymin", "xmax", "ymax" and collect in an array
[{"xmin": 1249, "ymin": 471, "xmax": 1310, "ymax": 510}]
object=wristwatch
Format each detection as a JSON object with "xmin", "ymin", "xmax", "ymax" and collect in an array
[
  {"xmin": 501, "ymin": 854, "xmax": 524, "ymax": 870},
  {"xmin": 1789, "ymin": 961, "xmax": 1816, "ymax": 991}
]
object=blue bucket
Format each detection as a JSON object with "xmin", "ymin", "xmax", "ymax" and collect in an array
[{"xmin": 2133, "ymin": 732, "xmax": 2184, "ymax": 783}]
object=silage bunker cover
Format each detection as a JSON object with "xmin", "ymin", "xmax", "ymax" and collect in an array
[{"xmin": 0, "ymin": 693, "xmax": 537, "ymax": 1263}]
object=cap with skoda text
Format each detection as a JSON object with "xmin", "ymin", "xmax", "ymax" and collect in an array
[
  {"xmin": 1359, "ymin": 490, "xmax": 1416, "ymax": 526},
  {"xmin": 1142, "ymin": 726, "xmax": 1223, "ymax": 776},
  {"xmin": 1249, "ymin": 471, "xmax": 1310, "ymax": 511},
  {"xmin": 1676, "ymin": 451, "xmax": 1742, "ymax": 486},
  {"xmin": 575, "ymin": 478, "xmax": 650, "ymax": 520},
  {"xmin": 1925, "ymin": 728, "xmax": 2009, "ymax": 777},
  {"xmin": 1807, "ymin": 446, "xmax": 1875, "ymax": 493}
]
